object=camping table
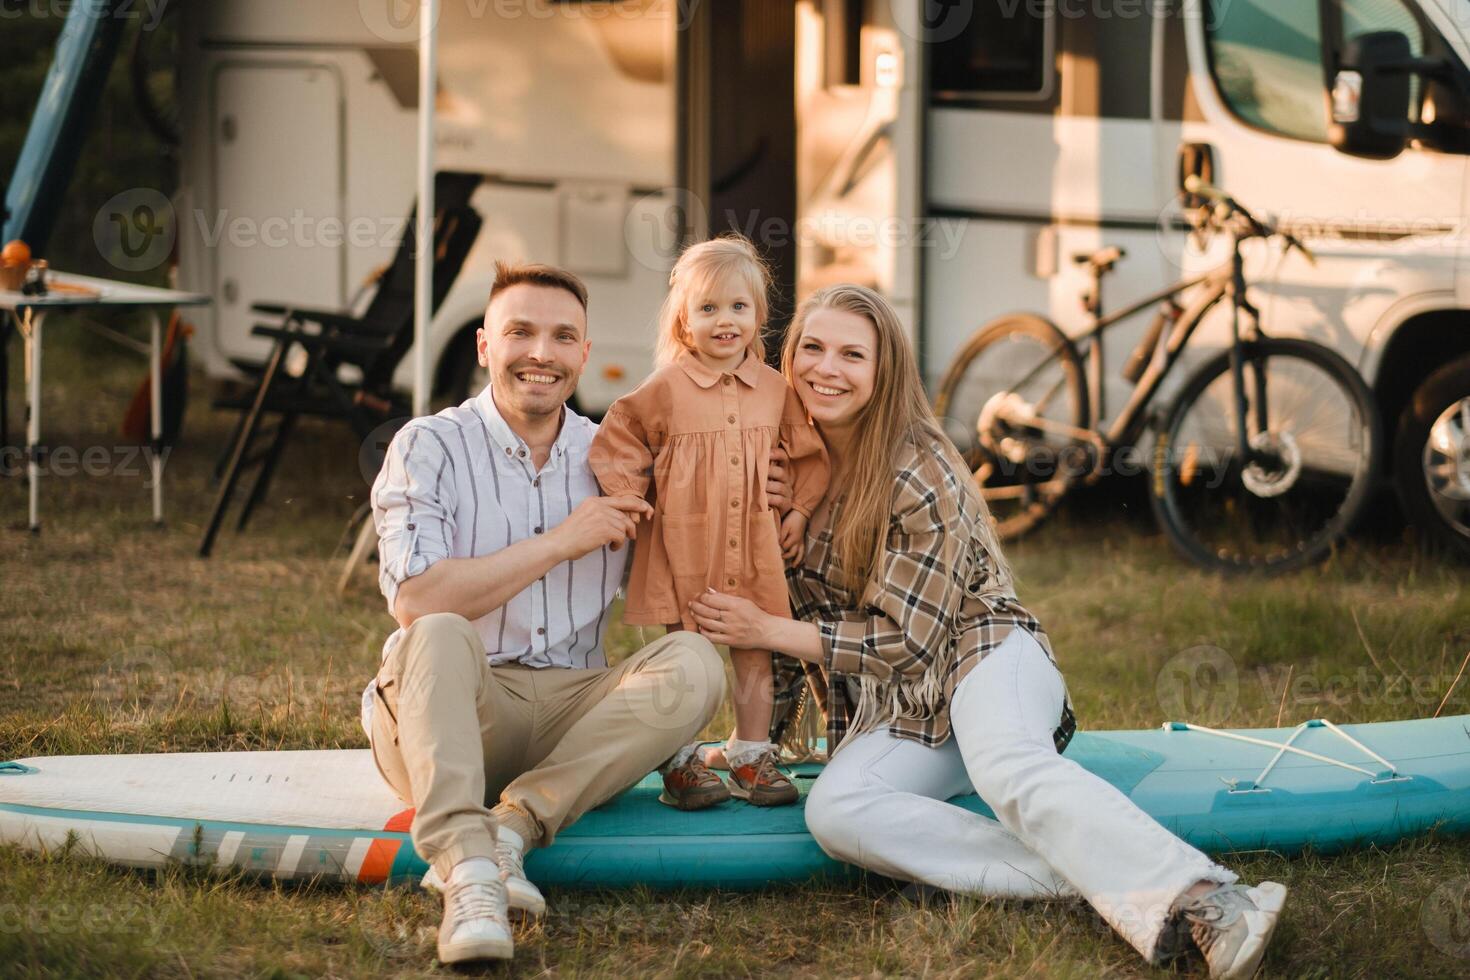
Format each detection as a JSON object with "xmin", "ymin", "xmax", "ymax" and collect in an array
[{"xmin": 0, "ymin": 272, "xmax": 210, "ymax": 532}]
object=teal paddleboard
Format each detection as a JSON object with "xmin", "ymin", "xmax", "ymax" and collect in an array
[{"xmin": 2, "ymin": 714, "xmax": 1468, "ymax": 889}]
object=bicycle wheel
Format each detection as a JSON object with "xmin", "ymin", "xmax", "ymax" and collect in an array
[
  {"xmin": 1150, "ymin": 338, "xmax": 1381, "ymax": 572},
  {"xmin": 934, "ymin": 314, "xmax": 1089, "ymax": 538}
]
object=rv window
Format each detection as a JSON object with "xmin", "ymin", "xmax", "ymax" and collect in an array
[
  {"xmin": 930, "ymin": 1, "xmax": 1053, "ymax": 100},
  {"xmin": 1205, "ymin": 0, "xmax": 1330, "ymax": 142},
  {"xmin": 1207, "ymin": 0, "xmax": 1470, "ymax": 150}
]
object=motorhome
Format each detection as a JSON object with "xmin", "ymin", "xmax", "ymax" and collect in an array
[{"xmin": 14, "ymin": 0, "xmax": 1470, "ymax": 551}]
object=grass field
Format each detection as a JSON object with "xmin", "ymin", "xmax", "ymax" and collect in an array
[{"xmin": 3, "ymin": 317, "xmax": 1470, "ymax": 977}]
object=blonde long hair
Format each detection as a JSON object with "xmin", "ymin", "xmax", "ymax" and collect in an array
[
  {"xmin": 781, "ymin": 284, "xmax": 1013, "ymax": 595},
  {"xmin": 655, "ymin": 234, "xmax": 771, "ymax": 367}
]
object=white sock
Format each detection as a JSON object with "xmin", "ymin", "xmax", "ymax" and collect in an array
[
  {"xmin": 448, "ymin": 856, "xmax": 498, "ymax": 885},
  {"xmin": 725, "ymin": 736, "xmax": 771, "ymax": 769},
  {"xmin": 662, "ymin": 742, "xmax": 698, "ymax": 772}
]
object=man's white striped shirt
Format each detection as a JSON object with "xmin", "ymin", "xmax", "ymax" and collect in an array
[{"xmin": 368, "ymin": 385, "xmax": 627, "ymax": 687}]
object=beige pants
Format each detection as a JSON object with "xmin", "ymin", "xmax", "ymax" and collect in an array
[{"xmin": 369, "ymin": 612, "xmax": 726, "ymax": 880}]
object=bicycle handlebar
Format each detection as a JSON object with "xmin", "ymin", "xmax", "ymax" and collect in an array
[{"xmin": 1181, "ymin": 176, "xmax": 1315, "ymax": 265}]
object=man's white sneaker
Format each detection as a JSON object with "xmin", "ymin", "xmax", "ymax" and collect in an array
[
  {"xmin": 494, "ymin": 827, "xmax": 546, "ymax": 917},
  {"xmin": 436, "ymin": 858, "xmax": 513, "ymax": 964},
  {"xmin": 420, "ymin": 830, "xmax": 546, "ymax": 918},
  {"xmin": 1179, "ymin": 881, "xmax": 1288, "ymax": 980}
]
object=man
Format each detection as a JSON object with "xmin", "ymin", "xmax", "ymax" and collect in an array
[{"xmin": 362, "ymin": 262, "xmax": 733, "ymax": 964}]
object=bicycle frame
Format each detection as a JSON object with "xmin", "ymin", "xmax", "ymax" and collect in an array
[{"xmin": 1067, "ymin": 232, "xmax": 1263, "ymax": 456}]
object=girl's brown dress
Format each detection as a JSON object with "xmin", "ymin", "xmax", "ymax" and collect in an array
[{"xmin": 589, "ymin": 350, "xmax": 829, "ymax": 630}]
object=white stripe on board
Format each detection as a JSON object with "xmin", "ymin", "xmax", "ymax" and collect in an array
[
  {"xmin": 215, "ymin": 830, "xmax": 245, "ymax": 868},
  {"xmin": 277, "ymin": 834, "xmax": 309, "ymax": 875},
  {"xmin": 343, "ymin": 836, "xmax": 374, "ymax": 879}
]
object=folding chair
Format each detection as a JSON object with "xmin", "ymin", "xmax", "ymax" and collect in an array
[{"xmin": 199, "ymin": 172, "xmax": 483, "ymax": 557}]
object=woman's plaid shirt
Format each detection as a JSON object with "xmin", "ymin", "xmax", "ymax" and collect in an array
[{"xmin": 771, "ymin": 434, "xmax": 1073, "ymax": 753}]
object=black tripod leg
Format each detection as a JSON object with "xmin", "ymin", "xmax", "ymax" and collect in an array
[
  {"xmin": 235, "ymin": 411, "xmax": 297, "ymax": 532},
  {"xmin": 200, "ymin": 341, "xmax": 287, "ymax": 557}
]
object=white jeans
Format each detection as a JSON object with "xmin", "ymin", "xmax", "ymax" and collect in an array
[{"xmin": 804, "ymin": 629, "xmax": 1236, "ymax": 962}]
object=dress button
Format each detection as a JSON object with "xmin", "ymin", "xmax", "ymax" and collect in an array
[
  {"xmin": 534, "ymin": 526, "xmax": 543, "ymax": 534},
  {"xmin": 727, "ymin": 414, "xmax": 736, "ymax": 424}
]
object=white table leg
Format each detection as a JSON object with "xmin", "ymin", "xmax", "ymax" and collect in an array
[
  {"xmin": 149, "ymin": 311, "xmax": 163, "ymax": 525},
  {"xmin": 25, "ymin": 311, "xmax": 43, "ymax": 533}
]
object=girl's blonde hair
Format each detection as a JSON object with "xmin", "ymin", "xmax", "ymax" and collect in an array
[
  {"xmin": 655, "ymin": 234, "xmax": 771, "ymax": 367},
  {"xmin": 780, "ymin": 283, "xmax": 1013, "ymax": 595}
]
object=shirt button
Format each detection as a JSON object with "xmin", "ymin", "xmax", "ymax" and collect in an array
[
  {"xmin": 729, "ymin": 455, "xmax": 739, "ymax": 465},
  {"xmin": 533, "ymin": 478, "xmax": 539, "ymax": 488},
  {"xmin": 537, "ymin": 627, "xmax": 546, "ymax": 636},
  {"xmin": 723, "ymin": 377, "xmax": 733, "ymax": 386},
  {"xmin": 730, "ymin": 499, "xmax": 739, "ymax": 508},
  {"xmin": 534, "ymin": 526, "xmax": 543, "ymax": 534},
  {"xmin": 406, "ymin": 522, "xmax": 416, "ymax": 531},
  {"xmin": 727, "ymin": 414, "xmax": 736, "ymax": 424},
  {"xmin": 518, "ymin": 449, "xmax": 526, "ymax": 457},
  {"xmin": 729, "ymin": 538, "xmax": 738, "ymax": 548},
  {"xmin": 726, "ymin": 577, "xmax": 737, "ymax": 587}
]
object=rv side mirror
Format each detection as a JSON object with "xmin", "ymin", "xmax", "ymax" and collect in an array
[{"xmin": 1328, "ymin": 31, "xmax": 1412, "ymax": 159}]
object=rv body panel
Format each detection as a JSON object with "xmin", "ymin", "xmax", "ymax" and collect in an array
[{"xmin": 176, "ymin": 0, "xmax": 675, "ymax": 410}]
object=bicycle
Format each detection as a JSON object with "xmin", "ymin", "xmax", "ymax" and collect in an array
[{"xmin": 933, "ymin": 178, "xmax": 1382, "ymax": 573}]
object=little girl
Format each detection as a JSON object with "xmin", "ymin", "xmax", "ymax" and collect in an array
[{"xmin": 590, "ymin": 235, "xmax": 828, "ymax": 808}]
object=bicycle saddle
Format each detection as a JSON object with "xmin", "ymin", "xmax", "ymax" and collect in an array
[{"xmin": 1071, "ymin": 246, "xmax": 1126, "ymax": 272}]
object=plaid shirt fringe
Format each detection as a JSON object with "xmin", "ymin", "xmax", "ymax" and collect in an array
[{"xmin": 771, "ymin": 434, "xmax": 1073, "ymax": 755}]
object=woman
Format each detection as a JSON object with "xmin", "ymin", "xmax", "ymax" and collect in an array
[{"xmin": 689, "ymin": 284, "xmax": 1285, "ymax": 979}]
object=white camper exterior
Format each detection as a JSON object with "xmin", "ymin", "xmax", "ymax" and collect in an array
[{"xmin": 172, "ymin": 0, "xmax": 1470, "ymax": 544}]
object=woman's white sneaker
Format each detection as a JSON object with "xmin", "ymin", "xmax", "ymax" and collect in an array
[
  {"xmin": 436, "ymin": 858, "xmax": 513, "ymax": 964},
  {"xmin": 1179, "ymin": 881, "xmax": 1287, "ymax": 979},
  {"xmin": 495, "ymin": 827, "xmax": 546, "ymax": 917}
]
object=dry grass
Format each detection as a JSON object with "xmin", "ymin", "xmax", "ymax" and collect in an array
[{"xmin": 2, "ymin": 321, "xmax": 1469, "ymax": 977}]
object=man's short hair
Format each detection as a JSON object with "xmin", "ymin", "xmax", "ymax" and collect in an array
[{"xmin": 488, "ymin": 261, "xmax": 589, "ymax": 313}]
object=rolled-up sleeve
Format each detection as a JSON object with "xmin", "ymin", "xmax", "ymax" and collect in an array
[
  {"xmin": 588, "ymin": 405, "xmax": 655, "ymax": 499},
  {"xmin": 821, "ymin": 474, "xmax": 962, "ymax": 681},
  {"xmin": 371, "ymin": 423, "xmax": 457, "ymax": 616}
]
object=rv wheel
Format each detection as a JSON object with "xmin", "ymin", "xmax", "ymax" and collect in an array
[{"xmin": 1395, "ymin": 354, "xmax": 1470, "ymax": 560}]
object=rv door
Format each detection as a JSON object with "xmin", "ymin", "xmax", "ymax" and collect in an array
[
  {"xmin": 209, "ymin": 63, "xmax": 346, "ymax": 365},
  {"xmin": 794, "ymin": 1, "xmax": 924, "ymax": 333}
]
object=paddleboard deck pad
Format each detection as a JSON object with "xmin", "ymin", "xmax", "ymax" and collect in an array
[{"xmin": 3, "ymin": 715, "xmax": 1469, "ymax": 889}]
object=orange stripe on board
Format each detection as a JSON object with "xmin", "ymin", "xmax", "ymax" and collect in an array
[{"xmin": 356, "ymin": 809, "xmax": 415, "ymax": 883}]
